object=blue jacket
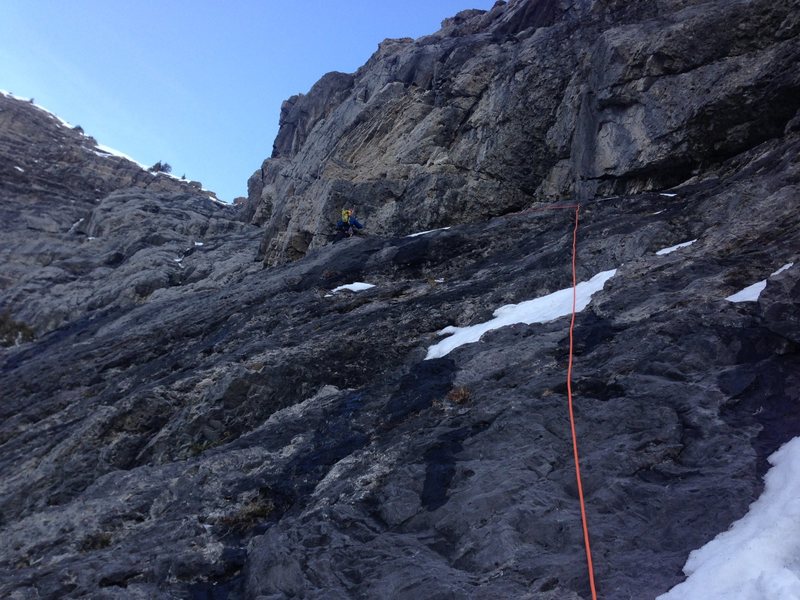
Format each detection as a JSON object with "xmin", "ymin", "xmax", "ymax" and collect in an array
[{"xmin": 337, "ymin": 216, "xmax": 363, "ymax": 230}]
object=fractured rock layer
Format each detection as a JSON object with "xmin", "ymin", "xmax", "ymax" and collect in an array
[
  {"xmin": 0, "ymin": 93, "xmax": 259, "ymax": 337},
  {"xmin": 245, "ymin": 0, "xmax": 800, "ymax": 266}
]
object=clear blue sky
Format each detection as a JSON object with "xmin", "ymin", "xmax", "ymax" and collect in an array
[{"xmin": 1, "ymin": 1, "xmax": 496, "ymax": 202}]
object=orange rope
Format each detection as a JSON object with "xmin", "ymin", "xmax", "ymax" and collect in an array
[
  {"xmin": 519, "ymin": 203, "xmax": 599, "ymax": 596},
  {"xmin": 505, "ymin": 201, "xmax": 599, "ymax": 595},
  {"xmin": 566, "ymin": 206, "xmax": 598, "ymax": 599}
]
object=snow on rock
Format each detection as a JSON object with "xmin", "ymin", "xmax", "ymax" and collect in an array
[
  {"xmin": 0, "ymin": 91, "xmax": 75, "ymax": 129},
  {"xmin": 657, "ymin": 436, "xmax": 800, "ymax": 600},
  {"xmin": 330, "ymin": 282, "xmax": 376, "ymax": 293},
  {"xmin": 426, "ymin": 269, "xmax": 617, "ymax": 359},
  {"xmin": 726, "ymin": 281, "xmax": 768, "ymax": 303},
  {"xmin": 206, "ymin": 193, "xmax": 228, "ymax": 205},
  {"xmin": 34, "ymin": 102, "xmax": 73, "ymax": 129},
  {"xmin": 67, "ymin": 218, "xmax": 84, "ymax": 234},
  {"xmin": 656, "ymin": 239, "xmax": 697, "ymax": 255},
  {"xmin": 94, "ymin": 145, "xmax": 223, "ymax": 204},
  {"xmin": 194, "ymin": 241, "xmax": 204, "ymax": 247},
  {"xmin": 94, "ymin": 144, "xmax": 146, "ymax": 168},
  {"xmin": 407, "ymin": 227, "xmax": 451, "ymax": 238},
  {"xmin": 726, "ymin": 263, "xmax": 794, "ymax": 303}
]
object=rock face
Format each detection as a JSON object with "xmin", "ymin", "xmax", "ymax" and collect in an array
[
  {"xmin": 0, "ymin": 93, "xmax": 260, "ymax": 338},
  {"xmin": 1, "ymin": 1, "xmax": 799, "ymax": 599},
  {"xmin": 245, "ymin": 0, "xmax": 800, "ymax": 266}
]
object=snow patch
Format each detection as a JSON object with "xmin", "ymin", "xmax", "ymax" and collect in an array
[
  {"xmin": 657, "ymin": 436, "xmax": 800, "ymax": 600},
  {"xmin": 407, "ymin": 227, "xmax": 451, "ymax": 238},
  {"xmin": 726, "ymin": 263, "xmax": 794, "ymax": 303},
  {"xmin": 656, "ymin": 239, "xmax": 697, "ymax": 256},
  {"xmin": 726, "ymin": 281, "xmax": 767, "ymax": 303},
  {"xmin": 425, "ymin": 269, "xmax": 617, "ymax": 360},
  {"xmin": 206, "ymin": 193, "xmax": 228, "ymax": 205},
  {"xmin": 48, "ymin": 112, "xmax": 73, "ymax": 129},
  {"xmin": 95, "ymin": 144, "xmax": 146, "ymax": 168},
  {"xmin": 194, "ymin": 241, "xmax": 204, "ymax": 247},
  {"xmin": 660, "ymin": 193, "xmax": 678, "ymax": 197},
  {"xmin": 14, "ymin": 166, "xmax": 25, "ymax": 173},
  {"xmin": 330, "ymin": 282, "xmax": 375, "ymax": 293}
]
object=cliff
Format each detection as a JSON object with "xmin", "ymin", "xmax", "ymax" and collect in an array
[
  {"xmin": 0, "ymin": 0, "xmax": 799, "ymax": 598},
  {"xmin": 245, "ymin": 0, "xmax": 800, "ymax": 266}
]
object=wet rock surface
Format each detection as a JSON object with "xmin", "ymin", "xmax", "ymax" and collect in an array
[{"xmin": 1, "ymin": 1, "xmax": 800, "ymax": 598}]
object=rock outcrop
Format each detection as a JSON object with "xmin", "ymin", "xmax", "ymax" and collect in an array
[
  {"xmin": 245, "ymin": 0, "xmax": 800, "ymax": 266},
  {"xmin": 0, "ymin": 92, "xmax": 260, "ymax": 337},
  {"xmin": 1, "ymin": 1, "xmax": 799, "ymax": 599}
]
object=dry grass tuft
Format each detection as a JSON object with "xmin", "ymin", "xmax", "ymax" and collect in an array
[{"xmin": 446, "ymin": 386, "xmax": 471, "ymax": 404}]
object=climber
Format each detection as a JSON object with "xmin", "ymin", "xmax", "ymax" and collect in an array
[{"xmin": 334, "ymin": 208, "xmax": 363, "ymax": 242}]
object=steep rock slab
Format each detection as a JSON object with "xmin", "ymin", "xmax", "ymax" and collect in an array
[
  {"xmin": 241, "ymin": 133, "xmax": 800, "ymax": 599},
  {"xmin": 1, "ymin": 128, "xmax": 798, "ymax": 598},
  {"xmin": 0, "ymin": 2, "xmax": 799, "ymax": 599}
]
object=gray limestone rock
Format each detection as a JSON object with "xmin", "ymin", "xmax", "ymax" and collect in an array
[
  {"xmin": 1, "ymin": 1, "xmax": 799, "ymax": 599},
  {"xmin": 243, "ymin": 0, "xmax": 800, "ymax": 266},
  {"xmin": 0, "ymin": 93, "xmax": 259, "ymax": 338}
]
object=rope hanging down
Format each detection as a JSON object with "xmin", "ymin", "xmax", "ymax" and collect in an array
[
  {"xmin": 566, "ymin": 206, "xmax": 598, "ymax": 600},
  {"xmin": 521, "ymin": 204, "xmax": 598, "ymax": 598}
]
